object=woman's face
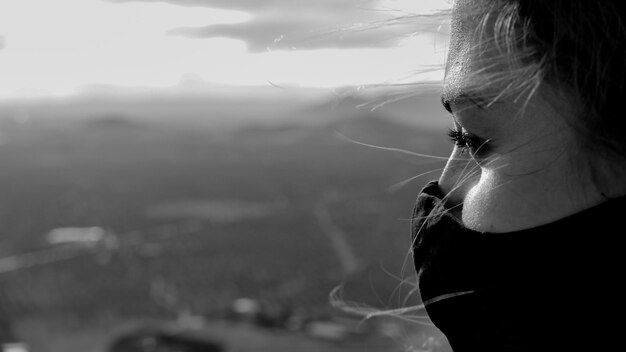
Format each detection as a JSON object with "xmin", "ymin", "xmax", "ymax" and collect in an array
[{"xmin": 438, "ymin": 0, "xmax": 605, "ymax": 232}]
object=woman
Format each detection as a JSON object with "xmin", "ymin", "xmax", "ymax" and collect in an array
[{"xmin": 411, "ymin": 0, "xmax": 626, "ymax": 350}]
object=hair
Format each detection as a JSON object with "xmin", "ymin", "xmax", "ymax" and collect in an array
[{"xmin": 458, "ymin": 0, "xmax": 626, "ymax": 177}]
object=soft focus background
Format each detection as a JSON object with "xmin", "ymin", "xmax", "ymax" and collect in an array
[{"xmin": 0, "ymin": 1, "xmax": 454, "ymax": 351}]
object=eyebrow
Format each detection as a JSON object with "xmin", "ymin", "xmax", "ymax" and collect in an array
[{"xmin": 441, "ymin": 91, "xmax": 488, "ymax": 110}]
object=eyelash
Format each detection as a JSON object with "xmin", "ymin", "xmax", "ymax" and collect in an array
[
  {"xmin": 442, "ymin": 96, "xmax": 491, "ymax": 155},
  {"xmin": 447, "ymin": 128, "xmax": 490, "ymax": 155}
]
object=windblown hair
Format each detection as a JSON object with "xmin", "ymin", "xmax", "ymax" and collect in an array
[{"xmin": 462, "ymin": 0, "xmax": 626, "ymax": 161}]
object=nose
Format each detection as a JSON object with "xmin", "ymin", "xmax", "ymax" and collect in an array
[{"xmin": 438, "ymin": 146, "xmax": 481, "ymax": 209}]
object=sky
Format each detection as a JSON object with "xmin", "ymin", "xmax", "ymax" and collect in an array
[{"xmin": 0, "ymin": 0, "xmax": 451, "ymax": 101}]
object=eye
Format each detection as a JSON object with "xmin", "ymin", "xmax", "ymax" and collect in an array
[{"xmin": 447, "ymin": 128, "xmax": 491, "ymax": 156}]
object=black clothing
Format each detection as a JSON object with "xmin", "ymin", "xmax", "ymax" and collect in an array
[{"xmin": 411, "ymin": 181, "xmax": 625, "ymax": 351}]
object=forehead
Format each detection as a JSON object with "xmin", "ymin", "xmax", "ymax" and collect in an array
[{"xmin": 444, "ymin": 0, "xmax": 497, "ymax": 100}]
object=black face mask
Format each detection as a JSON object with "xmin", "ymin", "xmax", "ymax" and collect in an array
[
  {"xmin": 409, "ymin": 180, "xmax": 625, "ymax": 351},
  {"xmin": 410, "ymin": 180, "xmax": 501, "ymax": 308}
]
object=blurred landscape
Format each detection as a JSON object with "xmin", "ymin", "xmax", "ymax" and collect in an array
[{"xmin": 0, "ymin": 88, "xmax": 453, "ymax": 351}]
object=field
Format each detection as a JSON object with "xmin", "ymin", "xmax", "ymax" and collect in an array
[{"xmin": 0, "ymin": 94, "xmax": 453, "ymax": 351}]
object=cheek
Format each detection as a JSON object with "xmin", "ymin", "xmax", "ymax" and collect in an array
[{"xmin": 438, "ymin": 146, "xmax": 482, "ymax": 207}]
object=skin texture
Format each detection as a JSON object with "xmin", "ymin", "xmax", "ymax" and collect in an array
[{"xmin": 438, "ymin": 0, "xmax": 608, "ymax": 233}]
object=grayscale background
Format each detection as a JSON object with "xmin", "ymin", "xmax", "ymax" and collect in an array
[{"xmin": 0, "ymin": 1, "xmax": 453, "ymax": 351}]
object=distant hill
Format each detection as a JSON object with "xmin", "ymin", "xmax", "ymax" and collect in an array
[
  {"xmin": 232, "ymin": 101, "xmax": 450, "ymax": 161},
  {"xmin": 0, "ymin": 88, "xmax": 448, "ymax": 136},
  {"xmin": 82, "ymin": 114, "xmax": 141, "ymax": 130},
  {"xmin": 299, "ymin": 90, "xmax": 448, "ymax": 129}
]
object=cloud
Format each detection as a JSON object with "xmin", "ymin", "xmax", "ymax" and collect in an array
[
  {"xmin": 110, "ymin": 0, "xmax": 448, "ymax": 52},
  {"xmin": 0, "ymin": 36, "xmax": 5, "ymax": 50},
  {"xmin": 166, "ymin": 16, "xmax": 413, "ymax": 52},
  {"xmin": 108, "ymin": 0, "xmax": 375, "ymax": 12}
]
